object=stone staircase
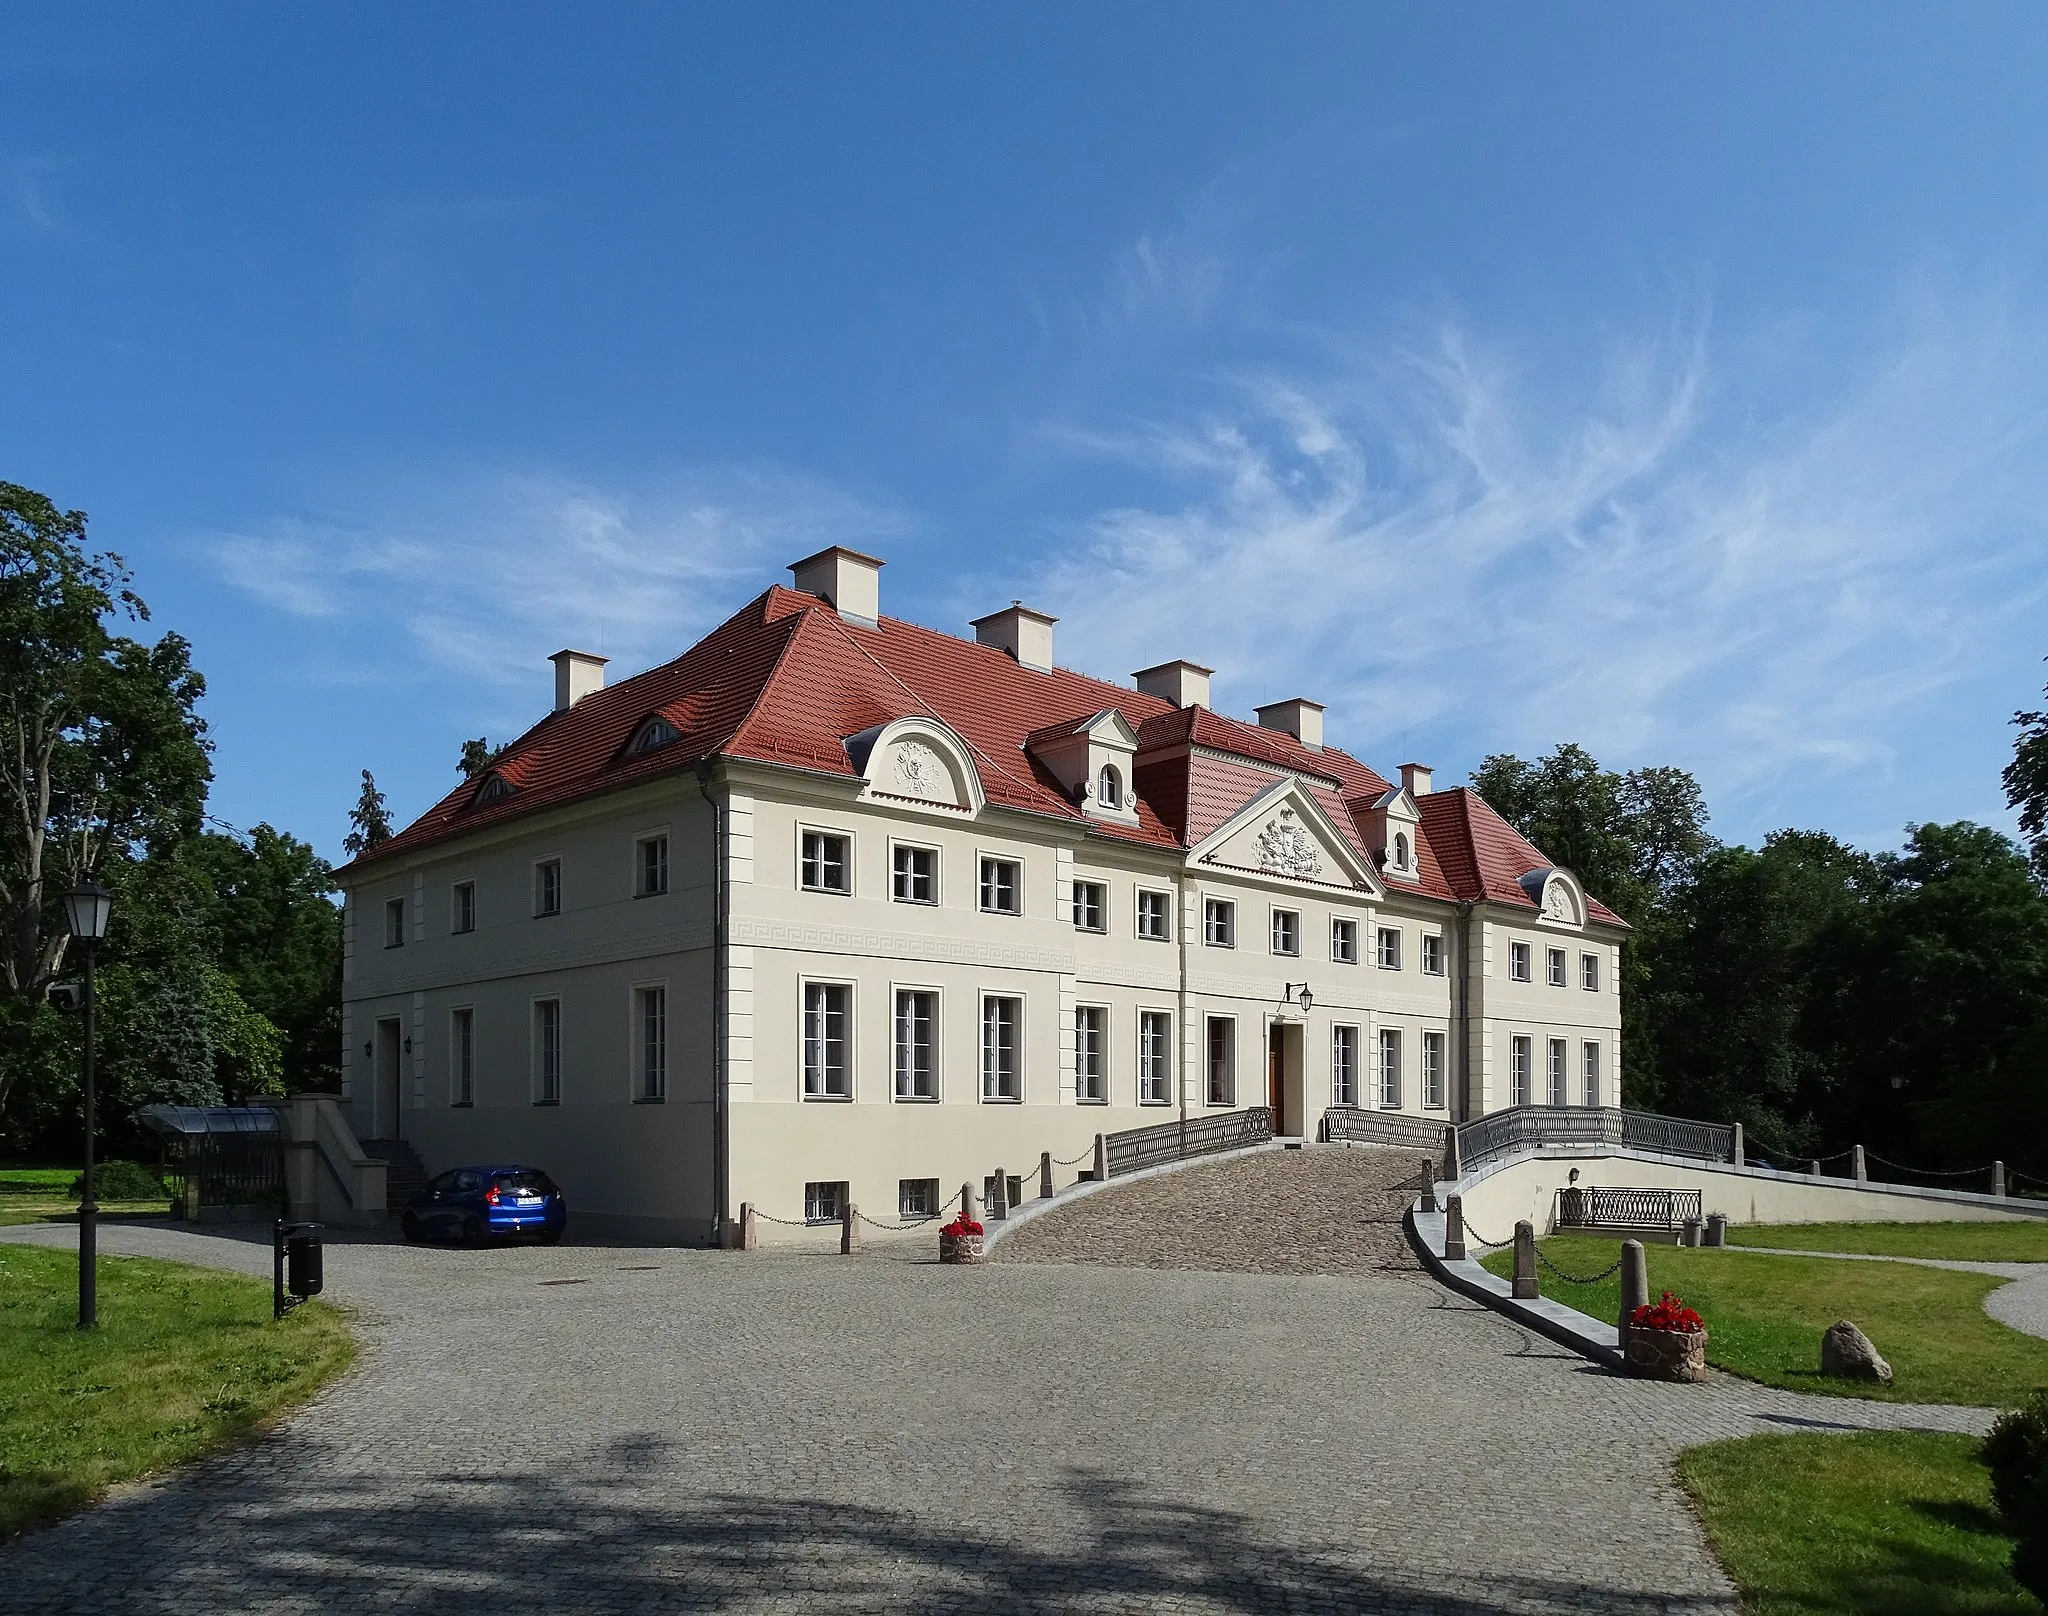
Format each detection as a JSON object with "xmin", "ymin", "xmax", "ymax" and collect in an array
[{"xmin": 360, "ymin": 1138, "xmax": 429, "ymax": 1211}]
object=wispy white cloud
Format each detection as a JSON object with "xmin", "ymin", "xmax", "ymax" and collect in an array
[{"xmin": 0, "ymin": 150, "xmax": 62, "ymax": 235}]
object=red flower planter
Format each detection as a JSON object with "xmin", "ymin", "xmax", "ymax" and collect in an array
[
  {"xmin": 1626, "ymin": 1292, "xmax": 1708, "ymax": 1383},
  {"xmin": 939, "ymin": 1215, "xmax": 985, "ymax": 1265}
]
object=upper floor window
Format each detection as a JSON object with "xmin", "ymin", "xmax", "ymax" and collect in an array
[
  {"xmin": 451, "ymin": 1007, "xmax": 474, "ymax": 1106},
  {"xmin": 1376, "ymin": 926, "xmax": 1402, "ymax": 970},
  {"xmin": 1096, "ymin": 764, "xmax": 1122, "ymax": 810},
  {"xmin": 1392, "ymin": 831, "xmax": 1411, "ymax": 873},
  {"xmin": 1508, "ymin": 941, "xmax": 1531, "ymax": 982},
  {"xmin": 893, "ymin": 844, "xmax": 938, "ymax": 905},
  {"xmin": 384, "ymin": 896, "xmax": 405, "ymax": 948},
  {"xmin": 475, "ymin": 773, "xmax": 515, "ymax": 805},
  {"xmin": 535, "ymin": 998, "xmax": 561, "ymax": 1103},
  {"xmin": 534, "ymin": 860, "xmax": 562, "ymax": 919},
  {"xmin": 1270, "ymin": 909, "xmax": 1300, "ymax": 956},
  {"xmin": 1546, "ymin": 947, "xmax": 1567, "ymax": 988},
  {"xmin": 1510, "ymin": 1034, "xmax": 1532, "ymax": 1106},
  {"xmin": 627, "ymin": 715, "xmax": 678, "ymax": 755},
  {"xmin": 981, "ymin": 995, "xmax": 1022, "ymax": 1101},
  {"xmin": 451, "ymin": 881, "xmax": 476, "ymax": 935},
  {"xmin": 1548, "ymin": 1037, "xmax": 1568, "ymax": 1105},
  {"xmin": 1205, "ymin": 1016, "xmax": 1236, "ymax": 1106},
  {"xmin": 1583, "ymin": 1040, "xmax": 1601, "ymax": 1107},
  {"xmin": 1378, "ymin": 1028, "xmax": 1403, "ymax": 1109},
  {"xmin": 802, "ymin": 982, "xmax": 851, "ymax": 1098},
  {"xmin": 638, "ymin": 834, "xmax": 669, "ymax": 898},
  {"xmin": 1422, "ymin": 1031, "xmax": 1446, "ymax": 1110},
  {"xmin": 1420, "ymin": 933, "xmax": 1443, "ymax": 976},
  {"xmin": 979, "ymin": 856, "xmax": 1022, "ymax": 916},
  {"xmin": 1330, "ymin": 917, "xmax": 1357, "ymax": 964},
  {"xmin": 1075, "ymin": 1005, "xmax": 1107, "ymax": 1103},
  {"xmin": 893, "ymin": 989, "xmax": 937, "ymax": 1101},
  {"xmin": 801, "ymin": 830, "xmax": 851, "ymax": 895},
  {"xmin": 1332, "ymin": 1025, "xmax": 1358, "ymax": 1108},
  {"xmin": 1138, "ymin": 1010, "xmax": 1173, "ymax": 1105},
  {"xmin": 1581, "ymin": 952, "xmax": 1600, "ymax": 992},
  {"xmin": 637, "ymin": 985, "xmax": 667, "ymax": 1101},
  {"xmin": 1072, "ymin": 879, "xmax": 1106, "ymax": 932},
  {"xmin": 1203, "ymin": 898, "xmax": 1235, "ymax": 948},
  {"xmin": 1136, "ymin": 888, "xmax": 1171, "ymax": 941}
]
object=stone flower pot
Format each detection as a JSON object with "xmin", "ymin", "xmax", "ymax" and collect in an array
[
  {"xmin": 1626, "ymin": 1325, "xmax": 1707, "ymax": 1383},
  {"xmin": 939, "ymin": 1232, "xmax": 985, "ymax": 1265}
]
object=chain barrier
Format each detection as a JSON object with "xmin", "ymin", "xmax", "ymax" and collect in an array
[
  {"xmin": 856, "ymin": 1187, "xmax": 969, "ymax": 1232},
  {"xmin": 1456, "ymin": 1218, "xmax": 1515, "ymax": 1251},
  {"xmin": 1053, "ymin": 1146, "xmax": 1096, "ymax": 1167},
  {"xmin": 1863, "ymin": 1150, "xmax": 1995, "ymax": 1180},
  {"xmin": 748, "ymin": 1209, "xmax": 821, "ymax": 1228},
  {"xmin": 1535, "ymin": 1246, "xmax": 1626, "ymax": 1286}
]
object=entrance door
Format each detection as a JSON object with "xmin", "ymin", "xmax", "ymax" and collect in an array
[
  {"xmin": 1268, "ymin": 1026, "xmax": 1285, "ymax": 1132},
  {"xmin": 375, "ymin": 1018, "xmax": 403, "ymax": 1140}
]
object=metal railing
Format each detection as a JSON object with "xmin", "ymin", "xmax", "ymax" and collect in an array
[
  {"xmin": 1556, "ymin": 1185, "xmax": 1702, "ymax": 1230},
  {"xmin": 1323, "ymin": 1107, "xmax": 1452, "ymax": 1153},
  {"xmin": 1103, "ymin": 1106, "xmax": 1273, "ymax": 1179},
  {"xmin": 1454, "ymin": 1105, "xmax": 1734, "ymax": 1174}
]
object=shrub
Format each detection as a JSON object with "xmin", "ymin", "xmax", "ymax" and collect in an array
[
  {"xmin": 1985, "ymin": 1392, "xmax": 2048, "ymax": 1517},
  {"xmin": 68, "ymin": 1160, "xmax": 170, "ymax": 1202}
]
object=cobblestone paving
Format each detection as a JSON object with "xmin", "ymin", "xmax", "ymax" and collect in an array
[{"xmin": 0, "ymin": 1161, "xmax": 1990, "ymax": 1616}]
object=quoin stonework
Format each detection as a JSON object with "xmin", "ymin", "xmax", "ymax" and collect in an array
[{"xmin": 337, "ymin": 547, "xmax": 1626, "ymax": 1242}]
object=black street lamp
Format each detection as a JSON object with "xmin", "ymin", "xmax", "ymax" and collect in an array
[{"xmin": 64, "ymin": 878, "xmax": 112, "ymax": 1331}]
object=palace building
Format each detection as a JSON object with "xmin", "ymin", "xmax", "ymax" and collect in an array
[{"xmin": 337, "ymin": 547, "xmax": 1626, "ymax": 1242}]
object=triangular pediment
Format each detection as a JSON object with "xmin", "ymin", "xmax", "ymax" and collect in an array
[{"xmin": 1187, "ymin": 778, "xmax": 1382, "ymax": 895}]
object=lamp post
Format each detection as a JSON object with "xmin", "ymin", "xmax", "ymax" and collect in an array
[{"xmin": 64, "ymin": 878, "xmax": 112, "ymax": 1331}]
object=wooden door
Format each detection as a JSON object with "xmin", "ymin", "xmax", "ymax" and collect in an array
[{"xmin": 1268, "ymin": 1026, "xmax": 1285, "ymax": 1129}]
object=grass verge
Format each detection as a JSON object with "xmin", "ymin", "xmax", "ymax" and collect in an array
[
  {"xmin": 1, "ymin": 1164, "xmax": 172, "ymax": 1228},
  {"xmin": 1730, "ymin": 1221, "xmax": 2048, "ymax": 1264},
  {"xmin": 0, "ymin": 1243, "xmax": 353, "ymax": 1538},
  {"xmin": 1479, "ymin": 1234, "xmax": 2048, "ymax": 1406},
  {"xmin": 1679, "ymin": 1430, "xmax": 2036, "ymax": 1615}
]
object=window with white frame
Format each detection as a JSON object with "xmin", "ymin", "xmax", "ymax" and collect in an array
[
  {"xmin": 1270, "ymin": 909, "xmax": 1300, "ymax": 956},
  {"xmin": 894, "ymin": 989, "xmax": 937, "ymax": 1100},
  {"xmin": 899, "ymin": 1178, "xmax": 939, "ymax": 1219},
  {"xmin": 1203, "ymin": 898, "xmax": 1235, "ymax": 947},
  {"xmin": 1331, "ymin": 917, "xmax": 1357, "ymax": 963},
  {"xmin": 384, "ymin": 896, "xmax": 405, "ymax": 948},
  {"xmin": 451, "ymin": 1007, "xmax": 474, "ymax": 1105},
  {"xmin": 1581, "ymin": 952, "xmax": 1599, "ymax": 992},
  {"xmin": 1332, "ymin": 1025, "xmax": 1359, "ymax": 1107},
  {"xmin": 535, "ymin": 999, "xmax": 561, "ymax": 1103},
  {"xmin": 1378, "ymin": 1028, "xmax": 1403, "ymax": 1108},
  {"xmin": 1205, "ymin": 1017, "xmax": 1236, "ymax": 1106},
  {"xmin": 1508, "ymin": 941, "xmax": 1531, "ymax": 981},
  {"xmin": 1583, "ymin": 1040, "xmax": 1601, "ymax": 1107},
  {"xmin": 981, "ymin": 995, "xmax": 1022, "ymax": 1101},
  {"xmin": 802, "ymin": 982, "xmax": 851, "ymax": 1098},
  {"xmin": 1138, "ymin": 1010, "xmax": 1173, "ymax": 1105},
  {"xmin": 1075, "ymin": 1005, "xmax": 1107, "ymax": 1102},
  {"xmin": 637, "ymin": 834, "xmax": 669, "ymax": 898},
  {"xmin": 1510, "ymin": 1034, "xmax": 1532, "ymax": 1106},
  {"xmin": 1421, "ymin": 933, "xmax": 1443, "ymax": 975},
  {"xmin": 979, "ymin": 856, "xmax": 1022, "ymax": 916},
  {"xmin": 1393, "ymin": 830, "xmax": 1411, "ymax": 873},
  {"xmin": 892, "ymin": 843, "xmax": 938, "ymax": 905},
  {"xmin": 1136, "ymin": 888, "xmax": 1171, "ymax": 941},
  {"xmin": 1376, "ymin": 926, "xmax": 1402, "ymax": 970},
  {"xmin": 451, "ymin": 881, "xmax": 476, "ymax": 935},
  {"xmin": 1547, "ymin": 1037, "xmax": 1567, "ymax": 1106},
  {"xmin": 1096, "ymin": 764, "xmax": 1122, "ymax": 809},
  {"xmin": 535, "ymin": 859, "xmax": 562, "ymax": 918},
  {"xmin": 1422, "ymin": 1030, "xmax": 1446, "ymax": 1110},
  {"xmin": 637, "ymin": 985, "xmax": 667, "ymax": 1101},
  {"xmin": 1546, "ymin": 947, "xmax": 1566, "ymax": 988},
  {"xmin": 804, "ymin": 1180, "xmax": 847, "ymax": 1224},
  {"xmin": 1072, "ymin": 879, "xmax": 1106, "ymax": 932},
  {"xmin": 801, "ymin": 830, "xmax": 851, "ymax": 895}
]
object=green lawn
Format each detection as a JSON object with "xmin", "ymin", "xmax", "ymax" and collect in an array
[
  {"xmin": 0, "ymin": 1243, "xmax": 354, "ymax": 1538},
  {"xmin": 1680, "ymin": 1431, "xmax": 2037, "ymax": 1615},
  {"xmin": 1480, "ymin": 1234, "xmax": 2048, "ymax": 1406},
  {"xmin": 0, "ymin": 1164, "xmax": 172, "ymax": 1228},
  {"xmin": 1730, "ymin": 1221, "xmax": 2048, "ymax": 1264}
]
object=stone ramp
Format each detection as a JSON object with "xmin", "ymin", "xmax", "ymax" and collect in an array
[{"xmin": 993, "ymin": 1143, "xmax": 1431, "ymax": 1274}]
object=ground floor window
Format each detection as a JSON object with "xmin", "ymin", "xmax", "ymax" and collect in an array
[
  {"xmin": 1378, "ymin": 1028, "xmax": 1403, "ymax": 1109},
  {"xmin": 894, "ymin": 989, "xmax": 937, "ymax": 1100},
  {"xmin": 1422, "ymin": 1030, "xmax": 1445, "ymax": 1110},
  {"xmin": 1510, "ymin": 1035, "xmax": 1532, "ymax": 1107},
  {"xmin": 1548, "ymin": 1038, "xmax": 1567, "ymax": 1106},
  {"xmin": 1332, "ymin": 1025, "xmax": 1358, "ymax": 1107},
  {"xmin": 1583, "ymin": 1040, "xmax": 1601, "ymax": 1108},
  {"xmin": 1138, "ymin": 1010, "xmax": 1173, "ymax": 1105},
  {"xmin": 637, "ymin": 986, "xmax": 666, "ymax": 1101},
  {"xmin": 805, "ymin": 1180, "xmax": 847, "ymax": 1224},
  {"xmin": 1075, "ymin": 1005, "xmax": 1106, "ymax": 1102},
  {"xmin": 803, "ymin": 982, "xmax": 851, "ymax": 1098},
  {"xmin": 1205, "ymin": 1016, "xmax": 1235, "ymax": 1106},
  {"xmin": 451, "ymin": 1006, "xmax": 474, "ymax": 1106},
  {"xmin": 899, "ymin": 1178, "xmax": 939, "ymax": 1219},
  {"xmin": 982, "ymin": 995, "xmax": 1021, "ymax": 1101},
  {"xmin": 535, "ymin": 999, "xmax": 561, "ymax": 1104}
]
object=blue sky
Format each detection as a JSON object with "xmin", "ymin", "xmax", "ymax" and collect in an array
[{"xmin": 6, "ymin": 5, "xmax": 2047, "ymax": 864}]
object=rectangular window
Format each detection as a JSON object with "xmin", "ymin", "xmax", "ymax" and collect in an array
[
  {"xmin": 638, "ymin": 834, "xmax": 669, "ymax": 897},
  {"xmin": 1136, "ymin": 888, "xmax": 1171, "ymax": 941},
  {"xmin": 637, "ymin": 986, "xmax": 667, "ymax": 1101},
  {"xmin": 1270, "ymin": 909, "xmax": 1300, "ymax": 956},
  {"xmin": 893, "ymin": 844, "xmax": 938, "ymax": 905},
  {"xmin": 1138, "ymin": 1010, "xmax": 1173, "ymax": 1105},
  {"xmin": 1330, "ymin": 917, "xmax": 1357, "ymax": 963},
  {"xmin": 893, "ymin": 989, "xmax": 937, "ymax": 1100},
  {"xmin": 384, "ymin": 896, "xmax": 405, "ymax": 948},
  {"xmin": 1332, "ymin": 1025, "xmax": 1359, "ymax": 1108},
  {"xmin": 451, "ymin": 1007, "xmax": 474, "ymax": 1105},
  {"xmin": 1583, "ymin": 1040, "xmax": 1601, "ymax": 1108},
  {"xmin": 1510, "ymin": 1034, "xmax": 1532, "ymax": 1106},
  {"xmin": 1548, "ymin": 1037, "xmax": 1568, "ymax": 1106},
  {"xmin": 1205, "ymin": 1016, "xmax": 1236, "ymax": 1107},
  {"xmin": 535, "ymin": 859, "xmax": 562, "ymax": 918},
  {"xmin": 1075, "ymin": 1005, "xmax": 1107, "ymax": 1102},
  {"xmin": 804, "ymin": 1180, "xmax": 847, "ymax": 1224},
  {"xmin": 1203, "ymin": 898, "xmax": 1235, "ymax": 947},
  {"xmin": 981, "ymin": 996, "xmax": 1022, "ymax": 1101},
  {"xmin": 1581, "ymin": 952, "xmax": 1599, "ymax": 992},
  {"xmin": 1071, "ymin": 879, "xmax": 1106, "ymax": 932},
  {"xmin": 1508, "ymin": 941, "xmax": 1531, "ymax": 982},
  {"xmin": 899, "ymin": 1178, "xmax": 939, "ymax": 1220},
  {"xmin": 451, "ymin": 881, "xmax": 476, "ymax": 935},
  {"xmin": 800, "ymin": 830, "xmax": 851, "ymax": 895},
  {"xmin": 1546, "ymin": 947, "xmax": 1566, "ymax": 988},
  {"xmin": 1421, "ymin": 933, "xmax": 1443, "ymax": 975},
  {"xmin": 1422, "ymin": 1030, "xmax": 1446, "ymax": 1110},
  {"xmin": 535, "ymin": 999, "xmax": 561, "ymax": 1104},
  {"xmin": 1378, "ymin": 1028, "xmax": 1403, "ymax": 1109},
  {"xmin": 979, "ymin": 856, "xmax": 1022, "ymax": 916},
  {"xmin": 802, "ymin": 982, "xmax": 851, "ymax": 1099},
  {"xmin": 1377, "ymin": 926, "xmax": 1402, "ymax": 970}
]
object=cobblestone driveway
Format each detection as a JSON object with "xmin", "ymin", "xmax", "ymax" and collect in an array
[{"xmin": 1, "ymin": 1151, "xmax": 1988, "ymax": 1615}]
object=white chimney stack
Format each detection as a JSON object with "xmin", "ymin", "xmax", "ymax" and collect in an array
[
  {"xmin": 550, "ymin": 648, "xmax": 608, "ymax": 712},
  {"xmin": 1134, "ymin": 659, "xmax": 1213, "ymax": 710},
  {"xmin": 971, "ymin": 602, "xmax": 1057, "ymax": 673},
  {"xmin": 1255, "ymin": 697, "xmax": 1325, "ymax": 751},
  {"xmin": 789, "ymin": 546, "xmax": 884, "ymax": 627},
  {"xmin": 1400, "ymin": 762, "xmax": 1434, "ymax": 797}
]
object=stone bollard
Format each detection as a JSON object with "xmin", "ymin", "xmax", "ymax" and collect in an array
[
  {"xmin": 1443, "ymin": 1126, "xmax": 1462, "ymax": 1183},
  {"xmin": 1854, "ymin": 1144, "xmax": 1868, "ymax": 1183},
  {"xmin": 1418, "ymin": 1160, "xmax": 1438, "ymax": 1215},
  {"xmin": 1995, "ymin": 1160, "xmax": 2008, "ymax": 1198},
  {"xmin": 1809, "ymin": 1158, "xmax": 1822, "ymax": 1177},
  {"xmin": 1040, "ymin": 1151, "xmax": 1054, "ymax": 1200},
  {"xmin": 737, "ymin": 1201, "xmax": 759, "ymax": 1251},
  {"xmin": 960, "ymin": 1183, "xmax": 978, "ymax": 1223},
  {"xmin": 1444, "ymin": 1194, "xmax": 1467, "ymax": 1261},
  {"xmin": 1511, "ymin": 1220, "xmax": 1539, "ymax": 1299},
  {"xmin": 1705, "ymin": 1212, "xmax": 1727, "ymax": 1247},
  {"xmin": 1092, "ymin": 1133, "xmax": 1108, "ymax": 1184},
  {"xmin": 990, "ymin": 1169, "xmax": 1009, "ymax": 1222},
  {"xmin": 1619, "ymin": 1239, "xmax": 1649, "ymax": 1353},
  {"xmin": 1731, "ymin": 1122, "xmax": 1744, "ymax": 1167},
  {"xmin": 841, "ymin": 1203, "xmax": 860, "ymax": 1255},
  {"xmin": 1680, "ymin": 1216, "xmax": 1703, "ymax": 1248}
]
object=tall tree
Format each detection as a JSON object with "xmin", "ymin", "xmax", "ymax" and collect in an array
[
  {"xmin": 457, "ymin": 737, "xmax": 503, "ymax": 779},
  {"xmin": 342, "ymin": 770, "xmax": 392, "ymax": 857},
  {"xmin": 2009, "ymin": 657, "xmax": 2048, "ymax": 884}
]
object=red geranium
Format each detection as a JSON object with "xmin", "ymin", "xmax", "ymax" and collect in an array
[
  {"xmin": 1631, "ymin": 1291, "xmax": 1705, "ymax": 1334},
  {"xmin": 941, "ymin": 1216, "xmax": 984, "ymax": 1238}
]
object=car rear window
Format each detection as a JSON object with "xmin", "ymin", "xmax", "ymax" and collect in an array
[{"xmin": 493, "ymin": 1171, "xmax": 552, "ymax": 1194}]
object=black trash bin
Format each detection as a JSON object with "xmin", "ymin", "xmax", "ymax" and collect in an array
[{"xmin": 273, "ymin": 1220, "xmax": 324, "ymax": 1318}]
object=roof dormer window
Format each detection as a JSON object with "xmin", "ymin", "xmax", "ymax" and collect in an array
[
  {"xmin": 1394, "ymin": 831, "xmax": 1411, "ymax": 873},
  {"xmin": 627, "ymin": 715, "xmax": 679, "ymax": 756},
  {"xmin": 1096, "ymin": 764, "xmax": 1122, "ymax": 810},
  {"xmin": 473, "ymin": 773, "xmax": 515, "ymax": 806}
]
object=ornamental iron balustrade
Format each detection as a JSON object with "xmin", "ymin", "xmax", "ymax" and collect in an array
[
  {"xmin": 1103, "ymin": 1106, "xmax": 1273, "ymax": 1178},
  {"xmin": 1322, "ymin": 1106, "xmax": 1452, "ymax": 1153},
  {"xmin": 1556, "ymin": 1185, "xmax": 1702, "ymax": 1230},
  {"xmin": 1454, "ymin": 1105, "xmax": 1734, "ymax": 1174}
]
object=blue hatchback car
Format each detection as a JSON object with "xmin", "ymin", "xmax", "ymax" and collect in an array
[{"xmin": 401, "ymin": 1165, "xmax": 567, "ymax": 1245}]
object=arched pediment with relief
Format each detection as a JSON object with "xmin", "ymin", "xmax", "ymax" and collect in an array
[
  {"xmin": 843, "ymin": 717, "xmax": 985, "ymax": 816},
  {"xmin": 1518, "ymin": 866, "xmax": 1585, "ymax": 927},
  {"xmin": 1190, "ymin": 779, "xmax": 1381, "ymax": 894}
]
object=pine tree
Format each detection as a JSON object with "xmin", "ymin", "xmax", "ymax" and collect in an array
[
  {"xmin": 342, "ymin": 769, "xmax": 393, "ymax": 856},
  {"xmin": 457, "ymin": 737, "xmax": 503, "ymax": 779}
]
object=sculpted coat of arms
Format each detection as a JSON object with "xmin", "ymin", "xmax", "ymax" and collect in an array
[
  {"xmin": 1255, "ymin": 808, "xmax": 1323, "ymax": 881},
  {"xmin": 1543, "ymin": 880, "xmax": 1574, "ymax": 922},
  {"xmin": 891, "ymin": 741, "xmax": 946, "ymax": 799}
]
